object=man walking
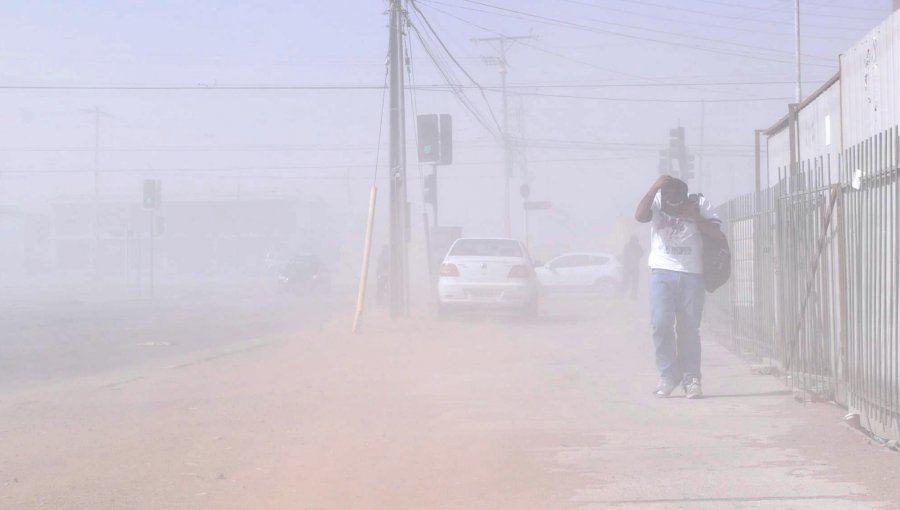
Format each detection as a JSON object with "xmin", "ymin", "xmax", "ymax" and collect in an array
[
  {"xmin": 620, "ymin": 235, "xmax": 643, "ymax": 300},
  {"xmin": 635, "ymin": 175, "xmax": 721, "ymax": 399}
]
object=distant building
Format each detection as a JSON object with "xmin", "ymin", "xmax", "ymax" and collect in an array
[
  {"xmin": 0, "ymin": 207, "xmax": 51, "ymax": 281},
  {"xmin": 49, "ymin": 196, "xmax": 336, "ymax": 279}
]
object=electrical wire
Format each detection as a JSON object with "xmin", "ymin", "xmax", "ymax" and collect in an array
[
  {"xmin": 452, "ymin": 0, "xmax": 836, "ymax": 68},
  {"xmin": 553, "ymin": 0, "xmax": 839, "ymax": 59},
  {"xmin": 551, "ymin": 0, "xmax": 862, "ymax": 42},
  {"xmin": 600, "ymin": 0, "xmax": 873, "ymax": 32},
  {"xmin": 403, "ymin": 9, "xmax": 431, "ymax": 212},
  {"xmin": 408, "ymin": 1, "xmax": 504, "ymax": 139},
  {"xmin": 689, "ymin": 0, "xmax": 883, "ymax": 21},
  {"xmin": 407, "ymin": 24, "xmax": 501, "ymax": 139},
  {"xmin": 0, "ymin": 84, "xmax": 390, "ymax": 90},
  {"xmin": 417, "ymin": 1, "xmax": 779, "ymax": 101},
  {"xmin": 372, "ymin": 50, "xmax": 391, "ymax": 186},
  {"xmin": 505, "ymin": 90, "xmax": 792, "ymax": 103}
]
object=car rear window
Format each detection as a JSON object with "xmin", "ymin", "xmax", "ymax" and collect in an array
[{"xmin": 450, "ymin": 239, "xmax": 523, "ymax": 257}]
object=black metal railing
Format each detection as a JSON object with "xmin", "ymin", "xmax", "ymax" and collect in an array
[{"xmin": 708, "ymin": 126, "xmax": 899, "ymax": 442}]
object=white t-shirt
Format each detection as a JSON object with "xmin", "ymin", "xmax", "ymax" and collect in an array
[{"xmin": 648, "ymin": 191, "xmax": 720, "ymax": 274}]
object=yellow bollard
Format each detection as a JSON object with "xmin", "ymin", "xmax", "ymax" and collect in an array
[{"xmin": 352, "ymin": 186, "xmax": 378, "ymax": 333}]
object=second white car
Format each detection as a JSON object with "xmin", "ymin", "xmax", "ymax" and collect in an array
[{"xmin": 535, "ymin": 252, "xmax": 623, "ymax": 295}]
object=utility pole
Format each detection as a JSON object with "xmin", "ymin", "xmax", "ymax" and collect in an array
[
  {"xmin": 388, "ymin": 0, "xmax": 409, "ymax": 317},
  {"xmin": 698, "ymin": 99, "xmax": 705, "ymax": 193},
  {"xmin": 93, "ymin": 107, "xmax": 100, "ymax": 280},
  {"xmin": 472, "ymin": 34, "xmax": 534, "ymax": 238},
  {"xmin": 85, "ymin": 107, "xmax": 112, "ymax": 281},
  {"xmin": 754, "ymin": 129, "xmax": 763, "ymax": 193},
  {"xmin": 794, "ymin": 0, "xmax": 802, "ymax": 102}
]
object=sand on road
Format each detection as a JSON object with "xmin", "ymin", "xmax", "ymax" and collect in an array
[{"xmin": 1, "ymin": 298, "xmax": 898, "ymax": 509}]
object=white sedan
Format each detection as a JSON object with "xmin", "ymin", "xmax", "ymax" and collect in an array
[
  {"xmin": 535, "ymin": 252, "xmax": 623, "ymax": 295},
  {"xmin": 437, "ymin": 238, "xmax": 539, "ymax": 316}
]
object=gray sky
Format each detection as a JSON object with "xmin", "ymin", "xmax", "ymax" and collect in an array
[{"xmin": 0, "ymin": 0, "xmax": 891, "ymax": 243}]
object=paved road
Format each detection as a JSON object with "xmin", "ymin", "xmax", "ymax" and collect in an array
[
  {"xmin": 0, "ymin": 283, "xmax": 335, "ymax": 391},
  {"xmin": 0, "ymin": 294, "xmax": 897, "ymax": 509}
]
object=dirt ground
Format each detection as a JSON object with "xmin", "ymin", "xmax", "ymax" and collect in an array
[{"xmin": 1, "ymin": 295, "xmax": 898, "ymax": 509}]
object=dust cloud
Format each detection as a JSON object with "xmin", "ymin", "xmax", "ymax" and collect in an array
[{"xmin": 2, "ymin": 2, "xmax": 898, "ymax": 509}]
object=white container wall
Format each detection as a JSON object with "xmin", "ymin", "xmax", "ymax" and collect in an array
[
  {"xmin": 766, "ymin": 126, "xmax": 790, "ymax": 188},
  {"xmin": 798, "ymin": 79, "xmax": 842, "ymax": 182},
  {"xmin": 840, "ymin": 11, "xmax": 900, "ymax": 150}
]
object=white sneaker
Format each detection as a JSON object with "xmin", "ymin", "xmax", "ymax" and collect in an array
[
  {"xmin": 684, "ymin": 378, "xmax": 703, "ymax": 399},
  {"xmin": 654, "ymin": 379, "xmax": 677, "ymax": 398}
]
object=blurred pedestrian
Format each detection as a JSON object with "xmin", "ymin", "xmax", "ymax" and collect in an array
[
  {"xmin": 619, "ymin": 235, "xmax": 643, "ymax": 300},
  {"xmin": 635, "ymin": 175, "xmax": 721, "ymax": 399}
]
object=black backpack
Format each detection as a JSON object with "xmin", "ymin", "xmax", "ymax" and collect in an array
[
  {"xmin": 702, "ymin": 225, "xmax": 731, "ymax": 293},
  {"xmin": 690, "ymin": 193, "xmax": 731, "ymax": 293}
]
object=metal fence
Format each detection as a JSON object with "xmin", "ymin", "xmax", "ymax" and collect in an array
[{"xmin": 709, "ymin": 126, "xmax": 900, "ymax": 442}]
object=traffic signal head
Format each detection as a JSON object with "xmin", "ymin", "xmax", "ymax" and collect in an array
[
  {"xmin": 143, "ymin": 179, "xmax": 161, "ymax": 209},
  {"xmin": 683, "ymin": 153, "xmax": 696, "ymax": 180},
  {"xmin": 519, "ymin": 183, "xmax": 531, "ymax": 199},
  {"xmin": 417, "ymin": 114, "xmax": 453, "ymax": 165},
  {"xmin": 418, "ymin": 114, "xmax": 439, "ymax": 163},
  {"xmin": 424, "ymin": 172, "xmax": 437, "ymax": 205},
  {"xmin": 669, "ymin": 127, "xmax": 685, "ymax": 159},
  {"xmin": 658, "ymin": 149, "xmax": 670, "ymax": 175}
]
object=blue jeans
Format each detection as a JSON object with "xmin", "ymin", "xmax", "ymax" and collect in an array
[{"xmin": 650, "ymin": 269, "xmax": 705, "ymax": 385}]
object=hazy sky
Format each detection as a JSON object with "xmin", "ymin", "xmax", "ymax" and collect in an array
[{"xmin": 0, "ymin": 0, "xmax": 891, "ymax": 244}]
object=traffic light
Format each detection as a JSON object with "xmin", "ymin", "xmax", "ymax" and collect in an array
[
  {"xmin": 669, "ymin": 127, "xmax": 685, "ymax": 159},
  {"xmin": 143, "ymin": 179, "xmax": 161, "ymax": 210},
  {"xmin": 683, "ymin": 153, "xmax": 696, "ymax": 180},
  {"xmin": 658, "ymin": 149, "xmax": 670, "ymax": 175},
  {"xmin": 424, "ymin": 172, "xmax": 437, "ymax": 206},
  {"xmin": 417, "ymin": 114, "xmax": 453, "ymax": 165},
  {"xmin": 418, "ymin": 114, "xmax": 439, "ymax": 163}
]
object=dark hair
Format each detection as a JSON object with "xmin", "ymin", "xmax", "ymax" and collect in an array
[
  {"xmin": 662, "ymin": 178, "xmax": 688, "ymax": 194},
  {"xmin": 661, "ymin": 178, "xmax": 689, "ymax": 210}
]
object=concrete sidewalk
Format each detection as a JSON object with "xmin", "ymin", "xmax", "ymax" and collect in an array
[{"xmin": 0, "ymin": 298, "xmax": 897, "ymax": 509}]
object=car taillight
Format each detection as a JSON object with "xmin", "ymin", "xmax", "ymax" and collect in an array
[
  {"xmin": 508, "ymin": 264, "xmax": 534, "ymax": 278},
  {"xmin": 439, "ymin": 263, "xmax": 460, "ymax": 277}
]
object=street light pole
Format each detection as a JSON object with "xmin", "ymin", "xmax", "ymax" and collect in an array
[
  {"xmin": 93, "ymin": 107, "xmax": 100, "ymax": 280},
  {"xmin": 500, "ymin": 43, "xmax": 511, "ymax": 238},
  {"xmin": 794, "ymin": 0, "xmax": 802, "ymax": 103},
  {"xmin": 472, "ymin": 34, "xmax": 534, "ymax": 238}
]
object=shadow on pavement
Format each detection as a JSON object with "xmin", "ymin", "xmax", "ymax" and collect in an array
[{"xmin": 700, "ymin": 390, "xmax": 793, "ymax": 399}]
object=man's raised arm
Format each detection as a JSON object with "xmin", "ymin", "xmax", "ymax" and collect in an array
[{"xmin": 635, "ymin": 175, "xmax": 671, "ymax": 223}]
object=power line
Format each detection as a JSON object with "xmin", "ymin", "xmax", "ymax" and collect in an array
[
  {"xmin": 555, "ymin": 0, "xmax": 852, "ymax": 51},
  {"xmin": 0, "ymin": 152, "xmax": 755, "ymax": 177},
  {"xmin": 0, "ymin": 84, "xmax": 393, "ymax": 91},
  {"xmin": 451, "ymin": 0, "xmax": 836, "ymax": 68},
  {"xmin": 575, "ymin": 7, "xmax": 836, "ymax": 62},
  {"xmin": 600, "ymin": 0, "xmax": 872, "ymax": 32},
  {"xmin": 505, "ymin": 90, "xmax": 793, "ymax": 103},
  {"xmin": 417, "ymin": 1, "xmax": 783, "ymax": 101},
  {"xmin": 407, "ymin": 15, "xmax": 503, "ymax": 140},
  {"xmin": 408, "ymin": 0, "xmax": 504, "ymax": 139},
  {"xmin": 409, "ymin": 26, "xmax": 500, "ymax": 139},
  {"xmin": 778, "ymin": 0, "xmax": 889, "ymax": 12},
  {"xmin": 551, "ymin": 0, "xmax": 862, "ymax": 42},
  {"xmin": 689, "ymin": 0, "xmax": 884, "ymax": 21},
  {"xmin": 371, "ymin": 49, "xmax": 391, "ymax": 185}
]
